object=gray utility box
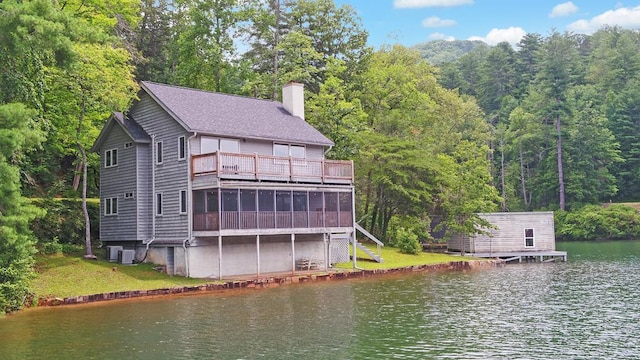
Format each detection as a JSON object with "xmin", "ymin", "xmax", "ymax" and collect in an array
[
  {"xmin": 118, "ymin": 249, "xmax": 136, "ymax": 265},
  {"xmin": 106, "ymin": 246, "xmax": 123, "ymax": 262}
]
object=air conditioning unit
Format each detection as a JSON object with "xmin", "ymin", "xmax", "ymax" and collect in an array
[
  {"xmin": 106, "ymin": 246, "xmax": 123, "ymax": 262},
  {"xmin": 118, "ymin": 249, "xmax": 136, "ymax": 265}
]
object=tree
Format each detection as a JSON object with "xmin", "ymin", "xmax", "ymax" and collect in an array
[
  {"xmin": 534, "ymin": 31, "xmax": 581, "ymax": 210},
  {"xmin": 0, "ymin": 104, "xmax": 45, "ymax": 313},
  {"xmin": 169, "ymin": 0, "xmax": 240, "ymax": 92}
]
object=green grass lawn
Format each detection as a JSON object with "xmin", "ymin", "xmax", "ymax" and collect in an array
[
  {"xmin": 33, "ymin": 244, "xmax": 474, "ymax": 299},
  {"xmin": 32, "ymin": 252, "xmax": 209, "ymax": 299},
  {"xmin": 333, "ymin": 242, "xmax": 476, "ymax": 270}
]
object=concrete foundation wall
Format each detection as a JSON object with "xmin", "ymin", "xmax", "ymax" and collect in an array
[{"xmin": 187, "ymin": 234, "xmax": 326, "ymax": 278}]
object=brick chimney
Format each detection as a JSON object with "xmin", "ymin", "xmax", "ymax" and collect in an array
[{"xmin": 282, "ymin": 82, "xmax": 304, "ymax": 120}]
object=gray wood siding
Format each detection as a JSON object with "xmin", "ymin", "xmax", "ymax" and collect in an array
[
  {"xmin": 99, "ymin": 125, "xmax": 138, "ymax": 241},
  {"xmin": 131, "ymin": 94, "xmax": 190, "ymax": 240},
  {"xmin": 449, "ymin": 212, "xmax": 556, "ymax": 253},
  {"xmin": 194, "ymin": 136, "xmax": 325, "ymax": 160},
  {"xmin": 473, "ymin": 212, "xmax": 555, "ymax": 252},
  {"xmin": 136, "ymin": 144, "xmax": 152, "ymax": 240}
]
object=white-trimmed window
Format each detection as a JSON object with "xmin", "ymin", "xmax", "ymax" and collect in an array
[
  {"xmin": 178, "ymin": 136, "xmax": 186, "ymax": 160},
  {"xmin": 124, "ymin": 192, "xmax": 135, "ymax": 199},
  {"xmin": 156, "ymin": 141, "xmax": 163, "ymax": 164},
  {"xmin": 124, "ymin": 142, "xmax": 133, "ymax": 149},
  {"xmin": 524, "ymin": 228, "xmax": 535, "ymax": 247},
  {"xmin": 156, "ymin": 193, "xmax": 163, "ymax": 216},
  {"xmin": 179, "ymin": 190, "xmax": 187, "ymax": 214},
  {"xmin": 273, "ymin": 143, "xmax": 306, "ymax": 158},
  {"xmin": 220, "ymin": 138, "xmax": 239, "ymax": 152},
  {"xmin": 105, "ymin": 197, "xmax": 118, "ymax": 216},
  {"xmin": 105, "ymin": 148, "xmax": 118, "ymax": 168}
]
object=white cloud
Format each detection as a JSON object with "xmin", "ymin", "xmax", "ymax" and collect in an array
[
  {"xmin": 429, "ymin": 32, "xmax": 456, "ymax": 41},
  {"xmin": 567, "ymin": 6, "xmax": 640, "ymax": 34},
  {"xmin": 468, "ymin": 27, "xmax": 526, "ymax": 47},
  {"xmin": 550, "ymin": 2, "xmax": 578, "ymax": 18},
  {"xmin": 394, "ymin": 0, "xmax": 473, "ymax": 9},
  {"xmin": 422, "ymin": 16, "xmax": 456, "ymax": 27}
]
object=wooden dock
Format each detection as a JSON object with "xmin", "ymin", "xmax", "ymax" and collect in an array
[{"xmin": 452, "ymin": 250, "xmax": 567, "ymax": 263}]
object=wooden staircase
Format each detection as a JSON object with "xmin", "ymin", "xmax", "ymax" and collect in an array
[{"xmin": 355, "ymin": 224, "xmax": 384, "ymax": 263}]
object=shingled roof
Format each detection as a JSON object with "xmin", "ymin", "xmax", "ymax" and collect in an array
[
  {"xmin": 140, "ymin": 81, "xmax": 334, "ymax": 147},
  {"xmin": 92, "ymin": 112, "xmax": 151, "ymax": 151}
]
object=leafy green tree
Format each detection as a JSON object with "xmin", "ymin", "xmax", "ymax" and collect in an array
[
  {"xmin": 533, "ymin": 31, "xmax": 582, "ymax": 210},
  {"xmin": 169, "ymin": 0, "xmax": 240, "ymax": 92},
  {"xmin": 0, "ymin": 104, "xmax": 45, "ymax": 313}
]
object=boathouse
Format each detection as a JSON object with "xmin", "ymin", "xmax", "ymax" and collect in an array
[{"xmin": 447, "ymin": 212, "xmax": 567, "ymax": 262}]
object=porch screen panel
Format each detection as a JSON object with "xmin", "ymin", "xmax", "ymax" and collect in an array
[
  {"xmin": 222, "ymin": 189, "xmax": 238, "ymax": 229},
  {"xmin": 240, "ymin": 189, "xmax": 257, "ymax": 229},
  {"xmin": 258, "ymin": 190, "xmax": 275, "ymax": 228},
  {"xmin": 325, "ymin": 192, "xmax": 338, "ymax": 227},
  {"xmin": 309, "ymin": 191, "xmax": 323, "ymax": 227},
  {"xmin": 276, "ymin": 190, "xmax": 292, "ymax": 228},
  {"xmin": 193, "ymin": 190, "xmax": 218, "ymax": 231},
  {"xmin": 339, "ymin": 192, "xmax": 353, "ymax": 226},
  {"xmin": 293, "ymin": 191, "xmax": 308, "ymax": 228}
]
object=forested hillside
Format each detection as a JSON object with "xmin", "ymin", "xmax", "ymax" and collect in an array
[
  {"xmin": 413, "ymin": 39, "xmax": 489, "ymax": 64},
  {"xmin": 1, "ymin": 0, "xmax": 638, "ymax": 312},
  {"xmin": 438, "ymin": 29, "xmax": 640, "ymax": 211}
]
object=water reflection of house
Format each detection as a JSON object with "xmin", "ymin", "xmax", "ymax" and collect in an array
[
  {"xmin": 447, "ymin": 212, "xmax": 567, "ymax": 262},
  {"xmin": 92, "ymin": 81, "xmax": 380, "ymax": 278}
]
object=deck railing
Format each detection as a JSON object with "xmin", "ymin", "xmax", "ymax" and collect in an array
[
  {"xmin": 193, "ymin": 210, "xmax": 353, "ymax": 231},
  {"xmin": 191, "ymin": 151, "xmax": 353, "ymax": 184}
]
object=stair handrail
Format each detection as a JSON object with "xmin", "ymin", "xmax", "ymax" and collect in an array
[{"xmin": 355, "ymin": 223, "xmax": 384, "ymax": 262}]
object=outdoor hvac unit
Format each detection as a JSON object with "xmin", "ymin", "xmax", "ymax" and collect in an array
[
  {"xmin": 106, "ymin": 246, "xmax": 123, "ymax": 262},
  {"xmin": 118, "ymin": 249, "xmax": 136, "ymax": 265}
]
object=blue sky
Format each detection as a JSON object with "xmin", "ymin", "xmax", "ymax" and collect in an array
[{"xmin": 333, "ymin": 1, "xmax": 640, "ymax": 48}]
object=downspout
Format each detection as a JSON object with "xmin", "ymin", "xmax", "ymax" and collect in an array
[
  {"xmin": 182, "ymin": 238, "xmax": 190, "ymax": 277},
  {"xmin": 182, "ymin": 131, "xmax": 198, "ymax": 277},
  {"xmin": 184, "ymin": 132, "xmax": 197, "ymax": 278}
]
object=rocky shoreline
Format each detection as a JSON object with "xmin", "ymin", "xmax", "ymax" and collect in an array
[{"xmin": 38, "ymin": 259, "xmax": 503, "ymax": 307}]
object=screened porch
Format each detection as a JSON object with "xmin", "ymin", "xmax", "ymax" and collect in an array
[{"xmin": 193, "ymin": 189, "xmax": 354, "ymax": 232}]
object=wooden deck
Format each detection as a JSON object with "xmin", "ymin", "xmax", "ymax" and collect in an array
[
  {"xmin": 191, "ymin": 151, "xmax": 353, "ymax": 184},
  {"xmin": 451, "ymin": 250, "xmax": 567, "ymax": 263}
]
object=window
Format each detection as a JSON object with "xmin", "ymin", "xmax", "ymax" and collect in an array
[
  {"xmin": 124, "ymin": 142, "xmax": 133, "ymax": 149},
  {"xmin": 124, "ymin": 192, "xmax": 134, "ymax": 199},
  {"xmin": 179, "ymin": 190, "xmax": 187, "ymax": 214},
  {"xmin": 156, "ymin": 193, "xmax": 163, "ymax": 216},
  {"xmin": 105, "ymin": 148, "xmax": 118, "ymax": 168},
  {"xmin": 201, "ymin": 137, "xmax": 219, "ymax": 154},
  {"xmin": 178, "ymin": 136, "xmax": 186, "ymax": 160},
  {"xmin": 524, "ymin": 228, "xmax": 535, "ymax": 247},
  {"xmin": 105, "ymin": 197, "xmax": 118, "ymax": 216},
  {"xmin": 274, "ymin": 143, "xmax": 306, "ymax": 158},
  {"xmin": 290, "ymin": 145, "xmax": 305, "ymax": 158},
  {"xmin": 156, "ymin": 141, "xmax": 163, "ymax": 164},
  {"xmin": 274, "ymin": 143, "xmax": 289, "ymax": 157},
  {"xmin": 220, "ymin": 138, "xmax": 239, "ymax": 153}
]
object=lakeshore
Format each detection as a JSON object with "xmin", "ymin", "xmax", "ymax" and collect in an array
[{"xmin": 35, "ymin": 259, "xmax": 501, "ymax": 308}]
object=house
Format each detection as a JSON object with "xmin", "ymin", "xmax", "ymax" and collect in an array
[
  {"xmin": 92, "ymin": 81, "xmax": 366, "ymax": 278},
  {"xmin": 447, "ymin": 212, "xmax": 567, "ymax": 262}
]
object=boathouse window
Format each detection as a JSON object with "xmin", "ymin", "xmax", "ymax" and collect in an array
[
  {"xmin": 105, "ymin": 148, "xmax": 118, "ymax": 168},
  {"xmin": 524, "ymin": 228, "xmax": 535, "ymax": 247}
]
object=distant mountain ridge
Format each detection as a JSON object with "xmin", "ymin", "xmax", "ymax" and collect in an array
[{"xmin": 413, "ymin": 40, "xmax": 489, "ymax": 65}]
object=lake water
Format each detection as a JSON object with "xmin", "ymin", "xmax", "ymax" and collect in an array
[{"xmin": 2, "ymin": 240, "xmax": 640, "ymax": 359}]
